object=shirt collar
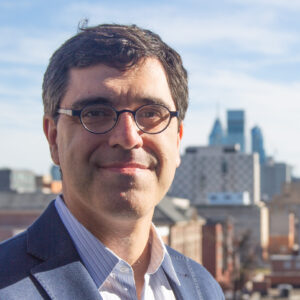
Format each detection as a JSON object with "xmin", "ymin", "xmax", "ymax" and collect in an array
[
  {"xmin": 55, "ymin": 195, "xmax": 179, "ymax": 287},
  {"xmin": 150, "ymin": 225, "xmax": 180, "ymax": 285}
]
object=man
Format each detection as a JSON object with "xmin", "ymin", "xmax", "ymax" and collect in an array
[{"xmin": 0, "ymin": 24, "xmax": 224, "ymax": 299}]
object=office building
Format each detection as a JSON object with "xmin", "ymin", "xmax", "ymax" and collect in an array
[
  {"xmin": 226, "ymin": 110, "xmax": 245, "ymax": 152},
  {"xmin": 251, "ymin": 126, "xmax": 266, "ymax": 165},
  {"xmin": 50, "ymin": 165, "xmax": 61, "ymax": 181},
  {"xmin": 169, "ymin": 145, "xmax": 260, "ymax": 205},
  {"xmin": 261, "ymin": 159, "xmax": 292, "ymax": 201},
  {"xmin": 209, "ymin": 118, "xmax": 225, "ymax": 146},
  {"xmin": 0, "ymin": 168, "xmax": 36, "ymax": 193}
]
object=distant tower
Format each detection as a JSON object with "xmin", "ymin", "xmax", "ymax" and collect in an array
[
  {"xmin": 50, "ymin": 165, "xmax": 61, "ymax": 181},
  {"xmin": 251, "ymin": 126, "xmax": 266, "ymax": 164},
  {"xmin": 209, "ymin": 118, "xmax": 224, "ymax": 146},
  {"xmin": 226, "ymin": 110, "xmax": 245, "ymax": 152}
]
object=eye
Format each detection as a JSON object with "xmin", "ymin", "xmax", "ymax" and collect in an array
[
  {"xmin": 82, "ymin": 106, "xmax": 114, "ymax": 119},
  {"xmin": 142, "ymin": 111, "xmax": 159, "ymax": 118},
  {"xmin": 84, "ymin": 110, "xmax": 106, "ymax": 117},
  {"xmin": 138, "ymin": 107, "xmax": 164, "ymax": 119}
]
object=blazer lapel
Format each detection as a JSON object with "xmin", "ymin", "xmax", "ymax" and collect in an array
[
  {"xmin": 31, "ymin": 258, "xmax": 100, "ymax": 300},
  {"xmin": 166, "ymin": 247, "xmax": 204, "ymax": 300},
  {"xmin": 27, "ymin": 201, "xmax": 101, "ymax": 300}
]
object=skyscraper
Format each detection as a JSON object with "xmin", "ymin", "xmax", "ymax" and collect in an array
[
  {"xmin": 251, "ymin": 126, "xmax": 266, "ymax": 164},
  {"xmin": 50, "ymin": 164, "xmax": 61, "ymax": 181},
  {"xmin": 209, "ymin": 118, "xmax": 224, "ymax": 146},
  {"xmin": 226, "ymin": 110, "xmax": 245, "ymax": 152}
]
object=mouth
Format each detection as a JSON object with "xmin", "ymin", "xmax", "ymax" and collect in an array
[{"xmin": 99, "ymin": 162, "xmax": 150, "ymax": 174}]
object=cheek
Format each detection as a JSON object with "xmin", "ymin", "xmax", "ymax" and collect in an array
[
  {"xmin": 56, "ymin": 129, "xmax": 90, "ymax": 168},
  {"xmin": 156, "ymin": 134, "xmax": 180, "ymax": 179}
]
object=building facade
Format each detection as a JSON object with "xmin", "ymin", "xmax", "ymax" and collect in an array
[
  {"xmin": 0, "ymin": 192, "xmax": 55, "ymax": 242},
  {"xmin": 209, "ymin": 118, "xmax": 225, "ymax": 146},
  {"xmin": 226, "ymin": 110, "xmax": 245, "ymax": 153},
  {"xmin": 261, "ymin": 160, "xmax": 292, "ymax": 201},
  {"xmin": 196, "ymin": 203, "xmax": 269, "ymax": 261},
  {"xmin": 267, "ymin": 182, "xmax": 300, "ymax": 255},
  {"xmin": 153, "ymin": 196, "xmax": 205, "ymax": 264},
  {"xmin": 0, "ymin": 168, "xmax": 37, "ymax": 193},
  {"xmin": 202, "ymin": 219, "xmax": 236, "ymax": 290},
  {"xmin": 251, "ymin": 126, "xmax": 266, "ymax": 165},
  {"xmin": 267, "ymin": 254, "xmax": 300, "ymax": 286},
  {"xmin": 169, "ymin": 145, "xmax": 260, "ymax": 205}
]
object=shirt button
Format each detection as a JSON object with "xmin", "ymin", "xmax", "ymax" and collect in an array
[{"xmin": 119, "ymin": 266, "xmax": 129, "ymax": 273}]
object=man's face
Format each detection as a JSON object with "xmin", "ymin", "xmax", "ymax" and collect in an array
[{"xmin": 44, "ymin": 58, "xmax": 182, "ymax": 223}]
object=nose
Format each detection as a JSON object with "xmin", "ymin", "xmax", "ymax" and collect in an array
[{"xmin": 108, "ymin": 112, "xmax": 143, "ymax": 149}]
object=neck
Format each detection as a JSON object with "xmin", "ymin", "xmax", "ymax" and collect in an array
[
  {"xmin": 64, "ymin": 194, "xmax": 154, "ymax": 266},
  {"xmin": 92, "ymin": 215, "xmax": 153, "ymax": 266},
  {"xmin": 81, "ymin": 209, "xmax": 153, "ymax": 300}
]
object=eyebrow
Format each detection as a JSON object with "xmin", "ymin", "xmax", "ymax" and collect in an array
[
  {"xmin": 70, "ymin": 97, "xmax": 111, "ymax": 109},
  {"xmin": 70, "ymin": 96, "xmax": 174, "ymax": 110}
]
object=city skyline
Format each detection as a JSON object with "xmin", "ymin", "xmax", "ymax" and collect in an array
[{"xmin": 1, "ymin": 0, "xmax": 300, "ymax": 176}]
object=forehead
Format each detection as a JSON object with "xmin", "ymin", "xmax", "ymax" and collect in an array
[{"xmin": 61, "ymin": 58, "xmax": 175, "ymax": 109}]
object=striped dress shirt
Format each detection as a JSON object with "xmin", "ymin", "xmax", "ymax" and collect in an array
[{"xmin": 55, "ymin": 195, "xmax": 179, "ymax": 300}]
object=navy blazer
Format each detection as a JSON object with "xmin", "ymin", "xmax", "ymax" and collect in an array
[{"xmin": 0, "ymin": 201, "xmax": 224, "ymax": 299}]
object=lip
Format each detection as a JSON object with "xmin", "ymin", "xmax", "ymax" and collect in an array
[{"xmin": 100, "ymin": 162, "xmax": 149, "ymax": 174}]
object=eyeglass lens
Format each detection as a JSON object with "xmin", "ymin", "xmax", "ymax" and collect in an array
[{"xmin": 80, "ymin": 104, "xmax": 171, "ymax": 134}]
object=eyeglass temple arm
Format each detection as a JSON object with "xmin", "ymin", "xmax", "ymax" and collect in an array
[{"xmin": 57, "ymin": 108, "xmax": 81, "ymax": 117}]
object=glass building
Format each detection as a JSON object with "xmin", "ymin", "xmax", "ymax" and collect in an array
[
  {"xmin": 226, "ymin": 110, "xmax": 245, "ymax": 152},
  {"xmin": 251, "ymin": 126, "xmax": 266, "ymax": 165},
  {"xmin": 209, "ymin": 118, "xmax": 225, "ymax": 146}
]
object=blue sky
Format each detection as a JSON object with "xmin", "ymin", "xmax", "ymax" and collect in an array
[{"xmin": 1, "ymin": 0, "xmax": 300, "ymax": 176}]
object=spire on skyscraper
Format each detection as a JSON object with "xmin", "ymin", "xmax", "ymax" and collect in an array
[
  {"xmin": 251, "ymin": 126, "xmax": 266, "ymax": 164},
  {"xmin": 209, "ymin": 117, "xmax": 224, "ymax": 146}
]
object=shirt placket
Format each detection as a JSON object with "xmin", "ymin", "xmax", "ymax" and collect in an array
[{"xmin": 114, "ymin": 261, "xmax": 137, "ymax": 300}]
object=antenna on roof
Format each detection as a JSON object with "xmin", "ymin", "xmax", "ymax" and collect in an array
[{"xmin": 216, "ymin": 101, "xmax": 220, "ymax": 119}]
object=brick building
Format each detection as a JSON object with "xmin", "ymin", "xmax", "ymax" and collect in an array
[
  {"xmin": 202, "ymin": 218, "xmax": 236, "ymax": 290},
  {"xmin": 0, "ymin": 192, "xmax": 55, "ymax": 242},
  {"xmin": 267, "ymin": 254, "xmax": 300, "ymax": 286},
  {"xmin": 268, "ymin": 182, "xmax": 300, "ymax": 255},
  {"xmin": 153, "ymin": 196, "xmax": 205, "ymax": 263},
  {"xmin": 196, "ymin": 203, "xmax": 269, "ymax": 261}
]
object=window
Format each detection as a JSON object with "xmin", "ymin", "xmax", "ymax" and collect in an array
[{"xmin": 283, "ymin": 261, "xmax": 291, "ymax": 269}]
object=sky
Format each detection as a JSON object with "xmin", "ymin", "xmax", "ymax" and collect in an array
[{"xmin": 1, "ymin": 0, "xmax": 300, "ymax": 176}]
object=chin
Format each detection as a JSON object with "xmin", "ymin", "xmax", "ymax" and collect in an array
[{"xmin": 105, "ymin": 191, "xmax": 155, "ymax": 219}]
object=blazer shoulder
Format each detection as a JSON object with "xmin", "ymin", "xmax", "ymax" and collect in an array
[
  {"xmin": 0, "ymin": 229, "xmax": 39, "ymax": 274},
  {"xmin": 0, "ymin": 229, "xmax": 27, "ymax": 260},
  {"xmin": 166, "ymin": 245, "xmax": 225, "ymax": 299}
]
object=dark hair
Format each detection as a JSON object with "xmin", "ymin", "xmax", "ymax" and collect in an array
[{"xmin": 42, "ymin": 24, "xmax": 188, "ymax": 122}]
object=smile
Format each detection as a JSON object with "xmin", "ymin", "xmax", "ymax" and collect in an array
[{"xmin": 100, "ymin": 163, "xmax": 149, "ymax": 174}]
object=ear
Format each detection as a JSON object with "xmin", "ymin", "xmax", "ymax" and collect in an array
[
  {"xmin": 176, "ymin": 123, "xmax": 183, "ymax": 167},
  {"xmin": 43, "ymin": 115, "xmax": 60, "ymax": 165}
]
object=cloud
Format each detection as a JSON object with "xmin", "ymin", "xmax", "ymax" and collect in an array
[
  {"xmin": 0, "ymin": 27, "xmax": 69, "ymax": 65},
  {"xmin": 230, "ymin": 0, "xmax": 300, "ymax": 10},
  {"xmin": 0, "ymin": 0, "xmax": 34, "ymax": 9},
  {"xmin": 61, "ymin": 2, "xmax": 298, "ymax": 56}
]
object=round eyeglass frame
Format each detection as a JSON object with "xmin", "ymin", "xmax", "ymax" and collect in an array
[{"xmin": 57, "ymin": 103, "xmax": 179, "ymax": 135}]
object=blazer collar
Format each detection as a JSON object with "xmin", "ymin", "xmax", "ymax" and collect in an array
[
  {"xmin": 165, "ymin": 246, "xmax": 204, "ymax": 300},
  {"xmin": 27, "ymin": 200, "xmax": 101, "ymax": 300}
]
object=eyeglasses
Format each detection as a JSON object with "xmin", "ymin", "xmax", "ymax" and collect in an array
[{"xmin": 57, "ymin": 103, "xmax": 179, "ymax": 134}]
